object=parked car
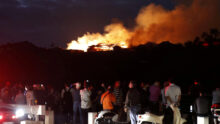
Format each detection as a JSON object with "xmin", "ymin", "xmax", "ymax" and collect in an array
[{"xmin": 0, "ymin": 104, "xmax": 26, "ymax": 124}]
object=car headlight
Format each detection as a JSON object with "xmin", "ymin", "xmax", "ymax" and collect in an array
[{"xmin": 16, "ymin": 109, "xmax": 25, "ymax": 118}]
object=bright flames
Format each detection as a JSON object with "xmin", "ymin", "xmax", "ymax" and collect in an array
[
  {"xmin": 67, "ymin": 0, "xmax": 220, "ymax": 50},
  {"xmin": 67, "ymin": 23, "xmax": 131, "ymax": 52}
]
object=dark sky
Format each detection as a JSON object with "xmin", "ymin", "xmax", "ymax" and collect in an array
[{"xmin": 0, "ymin": 0, "xmax": 175, "ymax": 48}]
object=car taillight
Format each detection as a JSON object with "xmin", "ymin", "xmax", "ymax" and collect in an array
[
  {"xmin": 0, "ymin": 115, "xmax": 3, "ymax": 120},
  {"xmin": 12, "ymin": 115, "xmax": 16, "ymax": 119}
]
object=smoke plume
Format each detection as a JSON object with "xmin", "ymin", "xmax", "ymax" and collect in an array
[
  {"xmin": 128, "ymin": 0, "xmax": 220, "ymax": 46},
  {"xmin": 67, "ymin": 0, "xmax": 220, "ymax": 50}
]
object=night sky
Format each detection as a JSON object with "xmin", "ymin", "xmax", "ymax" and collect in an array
[{"xmin": 0, "ymin": 0, "xmax": 177, "ymax": 48}]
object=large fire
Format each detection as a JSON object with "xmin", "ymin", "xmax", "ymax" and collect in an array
[
  {"xmin": 67, "ymin": 23, "xmax": 131, "ymax": 52},
  {"xmin": 67, "ymin": 0, "xmax": 220, "ymax": 52}
]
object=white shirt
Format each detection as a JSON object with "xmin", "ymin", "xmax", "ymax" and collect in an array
[
  {"xmin": 80, "ymin": 88, "xmax": 92, "ymax": 109},
  {"xmin": 165, "ymin": 83, "xmax": 181, "ymax": 106},
  {"xmin": 26, "ymin": 90, "xmax": 34, "ymax": 105}
]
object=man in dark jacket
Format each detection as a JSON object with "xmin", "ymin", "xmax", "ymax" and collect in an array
[
  {"xmin": 194, "ymin": 90, "xmax": 211, "ymax": 123},
  {"xmin": 124, "ymin": 81, "xmax": 141, "ymax": 124},
  {"xmin": 72, "ymin": 82, "xmax": 82, "ymax": 124}
]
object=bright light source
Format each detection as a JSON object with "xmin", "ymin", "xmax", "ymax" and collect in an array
[
  {"xmin": 12, "ymin": 115, "xmax": 16, "ymax": 119},
  {"xmin": 0, "ymin": 115, "xmax": 3, "ymax": 120},
  {"xmin": 16, "ymin": 109, "xmax": 25, "ymax": 118},
  {"xmin": 190, "ymin": 105, "xmax": 193, "ymax": 112},
  {"xmin": 197, "ymin": 116, "xmax": 209, "ymax": 124}
]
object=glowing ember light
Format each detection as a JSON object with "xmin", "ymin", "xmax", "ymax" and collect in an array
[{"xmin": 67, "ymin": 23, "xmax": 130, "ymax": 52}]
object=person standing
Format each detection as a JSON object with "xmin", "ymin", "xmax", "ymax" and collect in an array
[
  {"xmin": 149, "ymin": 81, "xmax": 161, "ymax": 114},
  {"xmin": 124, "ymin": 81, "xmax": 141, "ymax": 124},
  {"xmin": 100, "ymin": 85, "xmax": 116, "ymax": 111},
  {"xmin": 113, "ymin": 81, "xmax": 123, "ymax": 112},
  {"xmin": 15, "ymin": 89, "xmax": 26, "ymax": 104},
  {"xmin": 194, "ymin": 90, "xmax": 211, "ymax": 124},
  {"xmin": 212, "ymin": 87, "xmax": 220, "ymax": 105},
  {"xmin": 140, "ymin": 82, "xmax": 150, "ymax": 111},
  {"xmin": 26, "ymin": 86, "xmax": 35, "ymax": 105},
  {"xmin": 1, "ymin": 82, "xmax": 12, "ymax": 104},
  {"xmin": 163, "ymin": 80, "xmax": 181, "ymax": 124},
  {"xmin": 80, "ymin": 82, "xmax": 92, "ymax": 124},
  {"xmin": 61, "ymin": 84, "xmax": 73, "ymax": 124},
  {"xmin": 72, "ymin": 82, "xmax": 82, "ymax": 124},
  {"xmin": 161, "ymin": 81, "xmax": 169, "ymax": 112},
  {"xmin": 165, "ymin": 81, "xmax": 181, "ymax": 107}
]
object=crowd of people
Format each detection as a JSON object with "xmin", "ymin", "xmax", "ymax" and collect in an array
[{"xmin": 0, "ymin": 80, "xmax": 220, "ymax": 124}]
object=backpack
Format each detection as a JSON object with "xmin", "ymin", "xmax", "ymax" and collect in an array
[
  {"xmin": 129, "ymin": 89, "xmax": 141, "ymax": 106},
  {"xmin": 63, "ymin": 89, "xmax": 72, "ymax": 104}
]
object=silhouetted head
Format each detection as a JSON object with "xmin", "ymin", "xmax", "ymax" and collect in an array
[
  {"xmin": 107, "ymin": 85, "xmax": 113, "ymax": 92},
  {"xmin": 129, "ymin": 80, "xmax": 137, "ymax": 89},
  {"xmin": 199, "ymin": 90, "xmax": 206, "ymax": 96},
  {"xmin": 64, "ymin": 83, "xmax": 70, "ymax": 90},
  {"xmin": 163, "ymin": 81, "xmax": 169, "ymax": 87},
  {"xmin": 18, "ymin": 89, "xmax": 23, "ymax": 94},
  {"xmin": 101, "ymin": 83, "xmax": 105, "ymax": 88},
  {"xmin": 75, "ymin": 82, "xmax": 81, "ymax": 89},
  {"xmin": 140, "ymin": 82, "xmax": 145, "ymax": 88},
  {"xmin": 154, "ymin": 81, "xmax": 160, "ymax": 86}
]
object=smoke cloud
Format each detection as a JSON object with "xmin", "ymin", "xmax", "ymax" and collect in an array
[
  {"xmin": 128, "ymin": 0, "xmax": 220, "ymax": 45},
  {"xmin": 67, "ymin": 0, "xmax": 220, "ymax": 50},
  {"xmin": 127, "ymin": 0, "xmax": 220, "ymax": 45}
]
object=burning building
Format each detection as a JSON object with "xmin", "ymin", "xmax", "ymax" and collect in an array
[{"xmin": 67, "ymin": 0, "xmax": 220, "ymax": 52}]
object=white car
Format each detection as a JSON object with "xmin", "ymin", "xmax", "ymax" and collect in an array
[{"xmin": 0, "ymin": 104, "xmax": 26, "ymax": 124}]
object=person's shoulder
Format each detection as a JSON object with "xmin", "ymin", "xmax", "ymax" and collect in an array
[
  {"xmin": 102, "ymin": 91, "xmax": 108, "ymax": 95},
  {"xmin": 172, "ymin": 84, "xmax": 180, "ymax": 89},
  {"xmin": 176, "ymin": 85, "xmax": 181, "ymax": 90}
]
